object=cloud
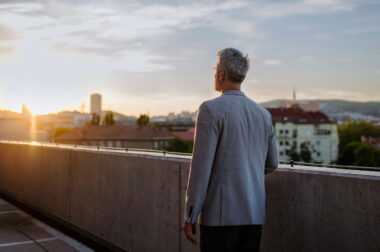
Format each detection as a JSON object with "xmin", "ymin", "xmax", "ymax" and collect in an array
[
  {"xmin": 0, "ymin": 23, "xmax": 22, "ymax": 41},
  {"xmin": 314, "ymin": 33, "xmax": 330, "ymax": 40},
  {"xmin": 299, "ymin": 56, "xmax": 312, "ymax": 62},
  {"xmin": 0, "ymin": 0, "xmax": 379, "ymax": 111},
  {"xmin": 0, "ymin": 0, "xmax": 375, "ymax": 63},
  {"xmin": 343, "ymin": 26, "xmax": 380, "ymax": 34},
  {"xmin": 264, "ymin": 59, "xmax": 283, "ymax": 66},
  {"xmin": 246, "ymin": 0, "xmax": 361, "ymax": 19},
  {"xmin": 248, "ymin": 78, "xmax": 261, "ymax": 84},
  {"xmin": 0, "ymin": 23, "xmax": 22, "ymax": 57},
  {"xmin": 25, "ymin": 22, "xmax": 58, "ymax": 30},
  {"xmin": 0, "ymin": 45, "xmax": 16, "ymax": 56},
  {"xmin": 301, "ymin": 88, "xmax": 377, "ymax": 101}
]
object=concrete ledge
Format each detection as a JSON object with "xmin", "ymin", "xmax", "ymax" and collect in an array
[
  {"xmin": 277, "ymin": 164, "xmax": 380, "ymax": 180},
  {"xmin": 0, "ymin": 142, "xmax": 379, "ymax": 252},
  {"xmin": 263, "ymin": 164, "xmax": 380, "ymax": 252}
]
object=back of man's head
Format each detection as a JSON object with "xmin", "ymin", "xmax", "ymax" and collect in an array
[{"xmin": 216, "ymin": 48, "xmax": 250, "ymax": 84}]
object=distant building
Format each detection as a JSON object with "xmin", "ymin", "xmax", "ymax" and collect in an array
[
  {"xmin": 0, "ymin": 117, "xmax": 29, "ymax": 140},
  {"xmin": 168, "ymin": 112, "xmax": 176, "ymax": 121},
  {"xmin": 267, "ymin": 104, "xmax": 339, "ymax": 164},
  {"xmin": 91, "ymin": 93, "xmax": 102, "ymax": 115},
  {"xmin": 36, "ymin": 111, "xmax": 92, "ymax": 141},
  {"xmin": 280, "ymin": 101, "xmax": 320, "ymax": 112},
  {"xmin": 172, "ymin": 127, "xmax": 195, "ymax": 141},
  {"xmin": 22, "ymin": 104, "xmax": 32, "ymax": 119},
  {"xmin": 38, "ymin": 111, "xmax": 90, "ymax": 129},
  {"xmin": 361, "ymin": 136, "xmax": 380, "ymax": 150},
  {"xmin": 0, "ymin": 111, "xmax": 47, "ymax": 142},
  {"xmin": 279, "ymin": 88, "xmax": 320, "ymax": 112},
  {"xmin": 54, "ymin": 125, "xmax": 175, "ymax": 150},
  {"xmin": 150, "ymin": 117, "xmax": 167, "ymax": 123}
]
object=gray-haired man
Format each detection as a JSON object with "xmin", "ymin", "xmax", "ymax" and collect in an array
[{"xmin": 182, "ymin": 48, "xmax": 278, "ymax": 252}]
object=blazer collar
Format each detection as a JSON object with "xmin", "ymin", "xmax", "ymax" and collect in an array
[{"xmin": 222, "ymin": 89, "xmax": 246, "ymax": 97}]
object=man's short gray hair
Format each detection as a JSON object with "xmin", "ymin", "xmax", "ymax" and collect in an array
[{"xmin": 216, "ymin": 48, "xmax": 249, "ymax": 83}]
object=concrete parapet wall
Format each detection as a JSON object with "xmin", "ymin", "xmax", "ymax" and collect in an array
[{"xmin": 0, "ymin": 142, "xmax": 379, "ymax": 251}]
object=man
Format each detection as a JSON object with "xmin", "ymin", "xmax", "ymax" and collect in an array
[{"xmin": 182, "ymin": 48, "xmax": 278, "ymax": 252}]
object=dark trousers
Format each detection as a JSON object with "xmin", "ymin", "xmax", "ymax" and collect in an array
[{"xmin": 199, "ymin": 224, "xmax": 262, "ymax": 252}]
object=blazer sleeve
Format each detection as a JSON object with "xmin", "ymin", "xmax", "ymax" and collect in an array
[
  {"xmin": 265, "ymin": 115, "xmax": 279, "ymax": 174},
  {"xmin": 184, "ymin": 102, "xmax": 219, "ymax": 224}
]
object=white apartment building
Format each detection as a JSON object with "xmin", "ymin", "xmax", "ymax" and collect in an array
[{"xmin": 267, "ymin": 105, "xmax": 339, "ymax": 164}]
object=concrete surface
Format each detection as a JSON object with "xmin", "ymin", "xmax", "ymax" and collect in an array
[
  {"xmin": 262, "ymin": 166, "xmax": 380, "ymax": 252},
  {"xmin": 0, "ymin": 141, "xmax": 379, "ymax": 252},
  {"xmin": 0, "ymin": 198, "xmax": 92, "ymax": 252}
]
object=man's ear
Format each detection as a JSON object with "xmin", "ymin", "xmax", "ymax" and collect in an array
[{"xmin": 219, "ymin": 68, "xmax": 225, "ymax": 82}]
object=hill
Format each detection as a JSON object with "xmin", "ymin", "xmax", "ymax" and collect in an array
[{"xmin": 260, "ymin": 99, "xmax": 380, "ymax": 121}]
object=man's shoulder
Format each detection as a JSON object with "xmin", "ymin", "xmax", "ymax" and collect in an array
[
  {"xmin": 198, "ymin": 97, "xmax": 224, "ymax": 118},
  {"xmin": 199, "ymin": 95, "xmax": 272, "ymax": 122},
  {"xmin": 245, "ymin": 97, "xmax": 271, "ymax": 116},
  {"xmin": 207, "ymin": 95, "xmax": 270, "ymax": 114}
]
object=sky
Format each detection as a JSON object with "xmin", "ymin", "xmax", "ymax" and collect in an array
[{"xmin": 0, "ymin": 0, "xmax": 379, "ymax": 116}]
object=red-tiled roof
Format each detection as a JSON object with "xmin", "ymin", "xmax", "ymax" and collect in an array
[
  {"xmin": 362, "ymin": 136, "xmax": 380, "ymax": 148},
  {"xmin": 266, "ymin": 106, "xmax": 333, "ymax": 124},
  {"xmin": 172, "ymin": 127, "xmax": 195, "ymax": 141},
  {"xmin": 55, "ymin": 125, "xmax": 175, "ymax": 140}
]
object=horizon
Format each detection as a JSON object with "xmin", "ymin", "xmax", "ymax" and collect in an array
[
  {"xmin": 1, "ymin": 96, "xmax": 380, "ymax": 118},
  {"xmin": 1, "ymin": 0, "xmax": 380, "ymax": 116}
]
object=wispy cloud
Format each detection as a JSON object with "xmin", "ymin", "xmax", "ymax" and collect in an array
[
  {"xmin": 0, "ymin": 0, "xmax": 375, "ymax": 63},
  {"xmin": 299, "ymin": 56, "xmax": 312, "ymax": 62},
  {"xmin": 0, "ymin": 23, "xmax": 22, "ymax": 57},
  {"xmin": 343, "ymin": 25, "xmax": 380, "ymax": 34},
  {"xmin": 264, "ymin": 59, "xmax": 283, "ymax": 66},
  {"xmin": 247, "ymin": 0, "xmax": 360, "ymax": 19},
  {"xmin": 0, "ymin": 45, "xmax": 16, "ymax": 56},
  {"xmin": 0, "ymin": 23, "xmax": 22, "ymax": 41},
  {"xmin": 314, "ymin": 33, "xmax": 330, "ymax": 41},
  {"xmin": 0, "ymin": 0, "xmax": 379, "ymax": 114},
  {"xmin": 302, "ymin": 88, "xmax": 378, "ymax": 101}
]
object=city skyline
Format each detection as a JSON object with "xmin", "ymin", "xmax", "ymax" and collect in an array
[{"xmin": 1, "ymin": 0, "xmax": 380, "ymax": 116}]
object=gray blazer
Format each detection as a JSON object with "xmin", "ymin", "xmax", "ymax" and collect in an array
[{"xmin": 184, "ymin": 89, "xmax": 278, "ymax": 226}]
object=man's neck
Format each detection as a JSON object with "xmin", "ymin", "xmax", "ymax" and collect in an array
[{"xmin": 221, "ymin": 85, "xmax": 241, "ymax": 94}]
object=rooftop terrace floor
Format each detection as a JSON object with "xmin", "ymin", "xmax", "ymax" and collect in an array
[{"xmin": 0, "ymin": 198, "xmax": 93, "ymax": 252}]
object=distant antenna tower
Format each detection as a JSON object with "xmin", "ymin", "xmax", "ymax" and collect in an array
[{"xmin": 293, "ymin": 85, "xmax": 296, "ymax": 102}]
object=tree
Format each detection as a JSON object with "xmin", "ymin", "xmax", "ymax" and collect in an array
[
  {"xmin": 285, "ymin": 142, "xmax": 317, "ymax": 163},
  {"xmin": 338, "ymin": 120, "xmax": 380, "ymax": 152},
  {"xmin": 299, "ymin": 142, "xmax": 313, "ymax": 163},
  {"xmin": 375, "ymin": 149, "xmax": 380, "ymax": 167},
  {"xmin": 137, "ymin": 114, "xmax": 149, "ymax": 126},
  {"xmin": 353, "ymin": 144, "xmax": 377, "ymax": 167},
  {"xmin": 285, "ymin": 144, "xmax": 300, "ymax": 161},
  {"xmin": 338, "ymin": 141, "xmax": 362, "ymax": 165},
  {"xmin": 339, "ymin": 141, "xmax": 380, "ymax": 167},
  {"xmin": 167, "ymin": 137, "xmax": 194, "ymax": 153},
  {"xmin": 102, "ymin": 111, "xmax": 115, "ymax": 126},
  {"xmin": 91, "ymin": 113, "xmax": 100, "ymax": 126},
  {"xmin": 337, "ymin": 121, "xmax": 380, "ymax": 166}
]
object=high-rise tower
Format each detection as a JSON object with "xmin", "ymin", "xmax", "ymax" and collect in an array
[{"xmin": 90, "ymin": 93, "xmax": 102, "ymax": 115}]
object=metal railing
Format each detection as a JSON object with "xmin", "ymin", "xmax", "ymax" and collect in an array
[
  {"xmin": 279, "ymin": 160, "xmax": 380, "ymax": 172},
  {"xmin": 0, "ymin": 140, "xmax": 192, "ymax": 157},
  {"xmin": 1, "ymin": 140, "xmax": 379, "ymax": 171}
]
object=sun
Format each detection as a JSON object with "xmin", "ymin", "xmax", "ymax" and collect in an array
[{"xmin": 24, "ymin": 102, "xmax": 60, "ymax": 115}]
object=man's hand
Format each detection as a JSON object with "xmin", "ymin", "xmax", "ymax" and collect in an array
[{"xmin": 182, "ymin": 220, "xmax": 197, "ymax": 245}]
